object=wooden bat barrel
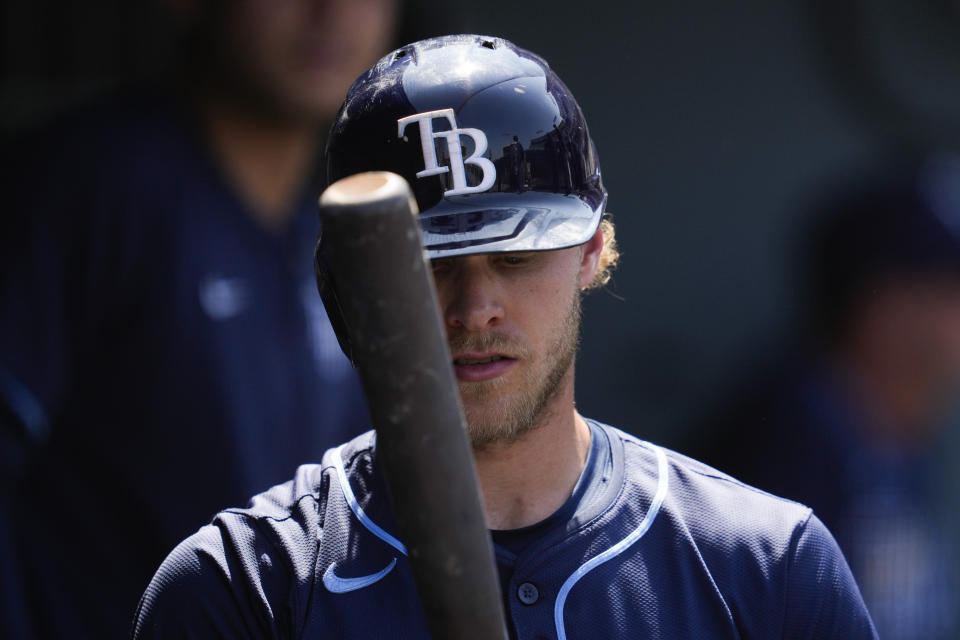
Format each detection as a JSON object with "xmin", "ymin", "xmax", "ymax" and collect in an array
[{"xmin": 316, "ymin": 171, "xmax": 508, "ymax": 640}]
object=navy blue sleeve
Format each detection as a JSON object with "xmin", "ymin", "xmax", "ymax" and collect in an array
[
  {"xmin": 133, "ymin": 477, "xmax": 324, "ymax": 640},
  {"xmin": 133, "ymin": 518, "xmax": 301, "ymax": 640},
  {"xmin": 784, "ymin": 513, "xmax": 877, "ymax": 638},
  {"xmin": 133, "ymin": 526, "xmax": 258, "ymax": 640}
]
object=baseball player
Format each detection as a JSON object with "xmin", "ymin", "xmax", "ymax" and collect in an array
[{"xmin": 133, "ymin": 35, "xmax": 877, "ymax": 639}]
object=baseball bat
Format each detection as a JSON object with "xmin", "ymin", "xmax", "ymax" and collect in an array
[{"xmin": 316, "ymin": 171, "xmax": 509, "ymax": 640}]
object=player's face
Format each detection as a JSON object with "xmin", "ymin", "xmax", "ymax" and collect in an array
[
  {"xmin": 432, "ymin": 230, "xmax": 603, "ymax": 446},
  {"xmin": 213, "ymin": 0, "xmax": 397, "ymax": 122}
]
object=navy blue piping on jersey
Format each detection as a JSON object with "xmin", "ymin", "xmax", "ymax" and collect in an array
[
  {"xmin": 553, "ymin": 443, "xmax": 668, "ymax": 640},
  {"xmin": 332, "ymin": 440, "xmax": 670, "ymax": 640}
]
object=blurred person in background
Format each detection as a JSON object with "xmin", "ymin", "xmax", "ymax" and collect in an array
[
  {"xmin": 0, "ymin": 0, "xmax": 403, "ymax": 637},
  {"xmin": 690, "ymin": 157, "xmax": 960, "ymax": 640}
]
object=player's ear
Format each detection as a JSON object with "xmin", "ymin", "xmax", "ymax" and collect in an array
[{"xmin": 578, "ymin": 225, "xmax": 604, "ymax": 289}]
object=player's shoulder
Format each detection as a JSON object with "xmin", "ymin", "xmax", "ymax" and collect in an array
[
  {"xmin": 212, "ymin": 430, "xmax": 377, "ymax": 526},
  {"xmin": 584, "ymin": 421, "xmax": 877, "ymax": 639},
  {"xmin": 597, "ymin": 421, "xmax": 815, "ymax": 547},
  {"xmin": 9, "ymin": 92, "xmax": 202, "ymax": 230},
  {"xmin": 159, "ymin": 431, "xmax": 377, "ymax": 576},
  {"xmin": 11, "ymin": 91, "xmax": 185, "ymax": 163},
  {"xmin": 134, "ymin": 432, "xmax": 378, "ymax": 638}
]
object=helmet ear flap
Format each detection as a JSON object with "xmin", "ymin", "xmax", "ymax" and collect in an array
[{"xmin": 314, "ymin": 235, "xmax": 356, "ymax": 368}]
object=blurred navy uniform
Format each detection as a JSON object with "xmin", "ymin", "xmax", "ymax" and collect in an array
[
  {"xmin": 0, "ymin": 96, "xmax": 369, "ymax": 639},
  {"xmin": 692, "ymin": 159, "xmax": 960, "ymax": 639}
]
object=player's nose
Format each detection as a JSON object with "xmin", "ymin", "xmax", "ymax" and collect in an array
[{"xmin": 440, "ymin": 258, "xmax": 505, "ymax": 332}]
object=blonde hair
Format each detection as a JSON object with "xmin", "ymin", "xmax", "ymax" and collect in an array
[{"xmin": 585, "ymin": 215, "xmax": 620, "ymax": 290}]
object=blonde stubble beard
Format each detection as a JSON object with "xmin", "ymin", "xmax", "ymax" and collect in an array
[{"xmin": 452, "ymin": 283, "xmax": 583, "ymax": 449}]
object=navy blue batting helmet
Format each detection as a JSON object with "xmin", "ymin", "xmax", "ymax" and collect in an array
[{"xmin": 324, "ymin": 34, "xmax": 607, "ymax": 258}]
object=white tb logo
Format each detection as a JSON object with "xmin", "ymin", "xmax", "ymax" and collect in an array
[{"xmin": 398, "ymin": 108, "xmax": 497, "ymax": 196}]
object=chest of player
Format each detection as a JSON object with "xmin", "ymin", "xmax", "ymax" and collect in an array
[
  {"xmin": 303, "ymin": 530, "xmax": 753, "ymax": 639},
  {"xmin": 306, "ymin": 494, "xmax": 751, "ymax": 639}
]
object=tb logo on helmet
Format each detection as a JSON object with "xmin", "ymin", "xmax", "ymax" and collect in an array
[{"xmin": 398, "ymin": 108, "xmax": 497, "ymax": 197}]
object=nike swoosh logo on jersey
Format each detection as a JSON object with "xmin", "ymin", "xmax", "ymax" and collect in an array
[
  {"xmin": 199, "ymin": 276, "xmax": 251, "ymax": 321},
  {"xmin": 322, "ymin": 557, "xmax": 397, "ymax": 594}
]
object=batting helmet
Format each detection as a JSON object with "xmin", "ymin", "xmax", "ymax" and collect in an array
[{"xmin": 324, "ymin": 34, "xmax": 607, "ymax": 258}]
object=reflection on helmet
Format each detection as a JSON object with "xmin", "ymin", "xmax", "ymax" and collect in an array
[{"xmin": 325, "ymin": 34, "xmax": 607, "ymax": 258}]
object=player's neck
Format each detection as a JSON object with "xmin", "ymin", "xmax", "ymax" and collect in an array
[
  {"xmin": 473, "ymin": 385, "xmax": 591, "ymax": 531},
  {"xmin": 201, "ymin": 97, "xmax": 321, "ymax": 233}
]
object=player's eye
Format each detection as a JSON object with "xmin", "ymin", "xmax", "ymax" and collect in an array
[
  {"xmin": 431, "ymin": 258, "xmax": 453, "ymax": 274},
  {"xmin": 499, "ymin": 253, "xmax": 533, "ymax": 267}
]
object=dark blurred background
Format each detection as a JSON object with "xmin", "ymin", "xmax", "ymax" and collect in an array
[
  {"xmin": 3, "ymin": 0, "xmax": 960, "ymax": 638},
  {"xmin": 459, "ymin": 1, "xmax": 960, "ymax": 445},
  {"xmin": 6, "ymin": 0, "xmax": 960, "ymax": 442}
]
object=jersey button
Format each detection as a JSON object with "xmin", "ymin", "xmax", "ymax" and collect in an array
[{"xmin": 517, "ymin": 582, "xmax": 540, "ymax": 605}]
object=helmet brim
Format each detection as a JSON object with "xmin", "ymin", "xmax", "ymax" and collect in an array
[{"xmin": 420, "ymin": 191, "xmax": 606, "ymax": 258}]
